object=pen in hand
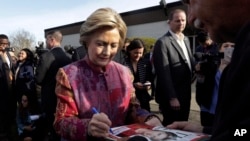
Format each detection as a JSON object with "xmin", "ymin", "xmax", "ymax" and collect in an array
[{"xmin": 91, "ymin": 107, "xmax": 114, "ymax": 134}]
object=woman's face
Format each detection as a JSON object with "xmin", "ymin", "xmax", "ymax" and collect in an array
[
  {"xmin": 18, "ymin": 50, "xmax": 27, "ymax": 62},
  {"xmin": 21, "ymin": 95, "xmax": 29, "ymax": 108},
  {"xmin": 129, "ymin": 48, "xmax": 144, "ymax": 62},
  {"xmin": 87, "ymin": 27, "xmax": 120, "ymax": 70}
]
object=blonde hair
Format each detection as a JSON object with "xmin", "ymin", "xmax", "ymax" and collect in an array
[{"xmin": 79, "ymin": 8, "xmax": 127, "ymax": 48}]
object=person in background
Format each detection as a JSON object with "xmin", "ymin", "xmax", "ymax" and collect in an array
[
  {"xmin": 167, "ymin": 0, "xmax": 250, "ymax": 140},
  {"xmin": 125, "ymin": 38, "xmax": 153, "ymax": 112},
  {"xmin": 123, "ymin": 38, "xmax": 131, "ymax": 53},
  {"xmin": 144, "ymin": 45, "xmax": 155, "ymax": 99},
  {"xmin": 196, "ymin": 42, "xmax": 234, "ymax": 127},
  {"xmin": 71, "ymin": 45, "xmax": 87, "ymax": 62},
  {"xmin": 195, "ymin": 31, "xmax": 219, "ymax": 55},
  {"xmin": 16, "ymin": 93, "xmax": 42, "ymax": 141},
  {"xmin": 0, "ymin": 34, "xmax": 18, "ymax": 141},
  {"xmin": 113, "ymin": 38, "xmax": 130, "ymax": 65},
  {"xmin": 35, "ymin": 30, "xmax": 72, "ymax": 141},
  {"xmin": 14, "ymin": 48, "xmax": 37, "ymax": 105},
  {"xmin": 53, "ymin": 8, "xmax": 162, "ymax": 141},
  {"xmin": 153, "ymin": 9, "xmax": 195, "ymax": 126},
  {"xmin": 194, "ymin": 32, "xmax": 220, "ymax": 126}
]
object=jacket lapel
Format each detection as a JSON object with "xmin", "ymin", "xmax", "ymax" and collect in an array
[{"xmin": 167, "ymin": 32, "xmax": 186, "ymax": 61}]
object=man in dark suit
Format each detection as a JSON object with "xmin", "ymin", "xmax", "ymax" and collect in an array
[
  {"xmin": 35, "ymin": 30, "xmax": 71, "ymax": 141},
  {"xmin": 0, "ymin": 34, "xmax": 18, "ymax": 141},
  {"xmin": 153, "ymin": 9, "xmax": 194, "ymax": 126}
]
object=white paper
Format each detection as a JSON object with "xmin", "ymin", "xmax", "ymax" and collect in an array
[{"xmin": 29, "ymin": 115, "xmax": 40, "ymax": 120}]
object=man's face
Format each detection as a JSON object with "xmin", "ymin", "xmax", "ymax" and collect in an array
[
  {"xmin": 0, "ymin": 38, "xmax": 10, "ymax": 51},
  {"xmin": 46, "ymin": 35, "xmax": 54, "ymax": 49},
  {"xmin": 169, "ymin": 12, "xmax": 186, "ymax": 34},
  {"xmin": 182, "ymin": 0, "xmax": 243, "ymax": 43}
]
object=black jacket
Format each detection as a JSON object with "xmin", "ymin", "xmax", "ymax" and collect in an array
[
  {"xmin": 35, "ymin": 47, "xmax": 72, "ymax": 114},
  {"xmin": 210, "ymin": 22, "xmax": 250, "ymax": 141}
]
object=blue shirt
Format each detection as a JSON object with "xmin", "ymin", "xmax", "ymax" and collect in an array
[{"xmin": 201, "ymin": 70, "xmax": 221, "ymax": 114}]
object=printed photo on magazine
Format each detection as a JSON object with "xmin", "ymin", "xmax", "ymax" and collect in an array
[{"xmin": 106, "ymin": 123, "xmax": 211, "ymax": 141}]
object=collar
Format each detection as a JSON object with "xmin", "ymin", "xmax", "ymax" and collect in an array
[
  {"xmin": 169, "ymin": 30, "xmax": 185, "ymax": 41},
  {"xmin": 84, "ymin": 56, "xmax": 111, "ymax": 74}
]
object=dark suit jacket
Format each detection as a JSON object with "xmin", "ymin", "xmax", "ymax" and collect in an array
[
  {"xmin": 153, "ymin": 31, "xmax": 194, "ymax": 104},
  {"xmin": 0, "ymin": 56, "xmax": 10, "ymax": 115},
  {"xmin": 35, "ymin": 47, "xmax": 72, "ymax": 114},
  {"xmin": 0, "ymin": 52, "xmax": 16, "ymax": 130}
]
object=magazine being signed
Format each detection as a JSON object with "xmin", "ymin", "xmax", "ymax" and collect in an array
[{"xmin": 105, "ymin": 123, "xmax": 210, "ymax": 141}]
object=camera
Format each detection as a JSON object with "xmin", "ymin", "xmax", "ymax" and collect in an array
[
  {"xmin": 35, "ymin": 46, "xmax": 48, "ymax": 56},
  {"xmin": 4, "ymin": 47, "xmax": 15, "ymax": 52},
  {"xmin": 64, "ymin": 45, "xmax": 75, "ymax": 55},
  {"xmin": 194, "ymin": 52, "xmax": 223, "ymax": 66},
  {"xmin": 34, "ymin": 41, "xmax": 48, "ymax": 67},
  {"xmin": 194, "ymin": 52, "xmax": 223, "ymax": 83},
  {"xmin": 35, "ymin": 41, "xmax": 48, "ymax": 56}
]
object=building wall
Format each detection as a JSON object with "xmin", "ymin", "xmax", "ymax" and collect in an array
[
  {"xmin": 61, "ymin": 21, "xmax": 169, "ymax": 48},
  {"xmin": 62, "ymin": 33, "xmax": 80, "ymax": 47},
  {"xmin": 127, "ymin": 21, "xmax": 168, "ymax": 39}
]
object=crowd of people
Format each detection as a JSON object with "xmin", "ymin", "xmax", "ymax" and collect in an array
[{"xmin": 1, "ymin": 0, "xmax": 250, "ymax": 140}]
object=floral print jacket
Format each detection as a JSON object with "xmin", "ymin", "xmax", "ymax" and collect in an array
[{"xmin": 54, "ymin": 57, "xmax": 152, "ymax": 141}]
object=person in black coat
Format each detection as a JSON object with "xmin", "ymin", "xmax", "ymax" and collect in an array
[
  {"xmin": 35, "ymin": 30, "xmax": 72, "ymax": 141},
  {"xmin": 167, "ymin": 0, "xmax": 250, "ymax": 140},
  {"xmin": 0, "ymin": 34, "xmax": 18, "ymax": 141},
  {"xmin": 194, "ymin": 32, "xmax": 220, "ymax": 126},
  {"xmin": 15, "ymin": 48, "xmax": 37, "ymax": 104}
]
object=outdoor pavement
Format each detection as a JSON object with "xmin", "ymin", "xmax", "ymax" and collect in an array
[{"xmin": 149, "ymin": 82, "xmax": 201, "ymax": 125}]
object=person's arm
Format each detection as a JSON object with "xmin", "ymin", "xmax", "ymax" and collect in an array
[
  {"xmin": 35, "ymin": 53, "xmax": 52, "ymax": 85},
  {"xmin": 54, "ymin": 68, "xmax": 90, "ymax": 141}
]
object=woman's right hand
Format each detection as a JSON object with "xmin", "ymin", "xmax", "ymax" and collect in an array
[{"xmin": 88, "ymin": 112, "xmax": 112, "ymax": 138}]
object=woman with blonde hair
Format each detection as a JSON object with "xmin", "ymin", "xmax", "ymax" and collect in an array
[{"xmin": 54, "ymin": 8, "xmax": 162, "ymax": 141}]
